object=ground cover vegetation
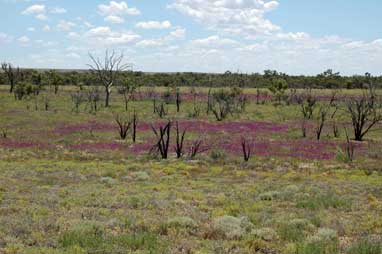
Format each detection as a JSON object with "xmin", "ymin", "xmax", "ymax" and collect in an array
[{"xmin": 0, "ymin": 55, "xmax": 382, "ymax": 253}]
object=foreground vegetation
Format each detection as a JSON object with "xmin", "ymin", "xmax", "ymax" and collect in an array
[{"xmin": 1, "ymin": 59, "xmax": 382, "ymax": 253}]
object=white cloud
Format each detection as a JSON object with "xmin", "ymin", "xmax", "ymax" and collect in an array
[
  {"xmin": 57, "ymin": 20, "xmax": 76, "ymax": 31},
  {"xmin": 135, "ymin": 20, "xmax": 172, "ymax": 29},
  {"xmin": 17, "ymin": 35, "xmax": 30, "ymax": 44},
  {"xmin": 169, "ymin": 28, "xmax": 186, "ymax": 39},
  {"xmin": 35, "ymin": 14, "xmax": 47, "ymax": 20},
  {"xmin": 85, "ymin": 26, "xmax": 141, "ymax": 46},
  {"xmin": 98, "ymin": 1, "xmax": 140, "ymax": 16},
  {"xmin": 136, "ymin": 39, "xmax": 164, "ymax": 48},
  {"xmin": 49, "ymin": 7, "xmax": 67, "ymax": 14},
  {"xmin": 42, "ymin": 25, "xmax": 51, "ymax": 31},
  {"xmin": 191, "ymin": 35, "xmax": 239, "ymax": 48},
  {"xmin": 66, "ymin": 53, "xmax": 81, "ymax": 59},
  {"xmin": 0, "ymin": 33, "xmax": 13, "ymax": 44},
  {"xmin": 22, "ymin": 4, "xmax": 45, "ymax": 15},
  {"xmin": 168, "ymin": 0, "xmax": 280, "ymax": 37},
  {"xmin": 27, "ymin": 27, "xmax": 35, "ymax": 32},
  {"xmin": 276, "ymin": 32, "xmax": 310, "ymax": 41},
  {"xmin": 104, "ymin": 15, "xmax": 125, "ymax": 24}
]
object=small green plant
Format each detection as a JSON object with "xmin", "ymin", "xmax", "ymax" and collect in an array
[
  {"xmin": 347, "ymin": 238, "xmax": 382, "ymax": 254},
  {"xmin": 296, "ymin": 228, "xmax": 339, "ymax": 254},
  {"xmin": 259, "ymin": 191, "xmax": 281, "ymax": 201},
  {"xmin": 210, "ymin": 149, "xmax": 226, "ymax": 161},
  {"xmin": 212, "ymin": 216, "xmax": 254, "ymax": 239},
  {"xmin": 296, "ymin": 192, "xmax": 351, "ymax": 210},
  {"xmin": 269, "ymin": 79, "xmax": 288, "ymax": 105},
  {"xmin": 278, "ymin": 218, "xmax": 315, "ymax": 242}
]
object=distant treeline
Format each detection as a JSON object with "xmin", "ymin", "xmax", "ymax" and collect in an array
[{"xmin": 1, "ymin": 68, "xmax": 381, "ymax": 89}]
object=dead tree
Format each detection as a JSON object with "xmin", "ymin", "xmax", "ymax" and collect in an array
[
  {"xmin": 88, "ymin": 50, "xmax": 129, "ymax": 107},
  {"xmin": 114, "ymin": 113, "xmax": 131, "ymax": 140},
  {"xmin": 315, "ymin": 106, "xmax": 329, "ymax": 140},
  {"xmin": 86, "ymin": 88, "xmax": 101, "ymax": 113},
  {"xmin": 131, "ymin": 110, "xmax": 138, "ymax": 143},
  {"xmin": 154, "ymin": 101, "xmax": 167, "ymax": 118},
  {"xmin": 174, "ymin": 121, "xmax": 186, "ymax": 158},
  {"xmin": 241, "ymin": 137, "xmax": 253, "ymax": 162},
  {"xmin": 1, "ymin": 63, "xmax": 20, "ymax": 93},
  {"xmin": 1, "ymin": 128, "xmax": 7, "ymax": 139},
  {"xmin": 206, "ymin": 88, "xmax": 213, "ymax": 115},
  {"xmin": 151, "ymin": 121, "xmax": 171, "ymax": 159},
  {"xmin": 118, "ymin": 81, "xmax": 136, "ymax": 111},
  {"xmin": 297, "ymin": 91, "xmax": 317, "ymax": 138},
  {"xmin": 344, "ymin": 128, "xmax": 355, "ymax": 162},
  {"xmin": 71, "ymin": 91, "xmax": 84, "ymax": 113},
  {"xmin": 188, "ymin": 138, "xmax": 208, "ymax": 159},
  {"xmin": 347, "ymin": 83, "xmax": 382, "ymax": 141},
  {"xmin": 176, "ymin": 89, "xmax": 181, "ymax": 113}
]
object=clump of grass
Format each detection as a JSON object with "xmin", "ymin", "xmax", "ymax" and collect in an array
[
  {"xmin": 132, "ymin": 171, "xmax": 150, "ymax": 181},
  {"xmin": 209, "ymin": 149, "xmax": 226, "ymax": 161},
  {"xmin": 296, "ymin": 228, "xmax": 339, "ymax": 254},
  {"xmin": 211, "ymin": 216, "xmax": 254, "ymax": 239},
  {"xmin": 250, "ymin": 227, "xmax": 278, "ymax": 241},
  {"xmin": 59, "ymin": 221, "xmax": 105, "ymax": 249},
  {"xmin": 259, "ymin": 191, "xmax": 281, "ymax": 201},
  {"xmin": 99, "ymin": 176, "xmax": 116, "ymax": 185},
  {"xmin": 278, "ymin": 218, "xmax": 315, "ymax": 242},
  {"xmin": 296, "ymin": 191, "xmax": 352, "ymax": 210},
  {"xmin": 59, "ymin": 221, "xmax": 162, "ymax": 253},
  {"xmin": 347, "ymin": 237, "xmax": 382, "ymax": 254},
  {"xmin": 166, "ymin": 216, "xmax": 197, "ymax": 229}
]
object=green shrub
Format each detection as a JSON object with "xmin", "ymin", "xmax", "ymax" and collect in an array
[
  {"xmin": 212, "ymin": 215, "xmax": 254, "ymax": 239},
  {"xmin": 347, "ymin": 238, "xmax": 382, "ymax": 254},
  {"xmin": 278, "ymin": 218, "xmax": 315, "ymax": 242},
  {"xmin": 59, "ymin": 221, "xmax": 162, "ymax": 253},
  {"xmin": 99, "ymin": 177, "xmax": 116, "ymax": 185},
  {"xmin": 296, "ymin": 228, "xmax": 338, "ymax": 254},
  {"xmin": 132, "ymin": 171, "xmax": 150, "ymax": 181},
  {"xmin": 250, "ymin": 227, "xmax": 278, "ymax": 241},
  {"xmin": 210, "ymin": 149, "xmax": 226, "ymax": 161},
  {"xmin": 59, "ymin": 221, "xmax": 105, "ymax": 249},
  {"xmin": 166, "ymin": 216, "xmax": 197, "ymax": 229},
  {"xmin": 259, "ymin": 191, "xmax": 281, "ymax": 201},
  {"xmin": 296, "ymin": 192, "xmax": 351, "ymax": 210}
]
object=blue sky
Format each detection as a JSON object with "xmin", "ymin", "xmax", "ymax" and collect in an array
[{"xmin": 0, "ymin": 0, "xmax": 381, "ymax": 75}]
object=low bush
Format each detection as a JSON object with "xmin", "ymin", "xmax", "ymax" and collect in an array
[
  {"xmin": 296, "ymin": 192, "xmax": 352, "ymax": 210},
  {"xmin": 211, "ymin": 215, "xmax": 254, "ymax": 239},
  {"xmin": 296, "ymin": 228, "xmax": 338, "ymax": 254},
  {"xmin": 278, "ymin": 218, "xmax": 315, "ymax": 242},
  {"xmin": 347, "ymin": 237, "xmax": 382, "ymax": 254}
]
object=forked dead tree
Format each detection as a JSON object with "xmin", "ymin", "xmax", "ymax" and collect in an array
[
  {"xmin": 188, "ymin": 138, "xmax": 208, "ymax": 159},
  {"xmin": 71, "ymin": 91, "xmax": 84, "ymax": 113},
  {"xmin": 118, "ymin": 80, "xmax": 136, "ymax": 111},
  {"xmin": 1, "ymin": 128, "xmax": 7, "ymax": 139},
  {"xmin": 174, "ymin": 121, "xmax": 186, "ymax": 158},
  {"xmin": 347, "ymin": 83, "xmax": 382, "ymax": 141},
  {"xmin": 114, "ymin": 113, "xmax": 131, "ymax": 140},
  {"xmin": 315, "ymin": 106, "xmax": 329, "ymax": 140},
  {"xmin": 344, "ymin": 128, "xmax": 355, "ymax": 162},
  {"xmin": 88, "ymin": 50, "xmax": 129, "ymax": 107},
  {"xmin": 151, "ymin": 121, "xmax": 171, "ymax": 159},
  {"xmin": 1, "ymin": 63, "xmax": 20, "ymax": 93},
  {"xmin": 154, "ymin": 101, "xmax": 167, "ymax": 118},
  {"xmin": 241, "ymin": 137, "xmax": 254, "ymax": 162}
]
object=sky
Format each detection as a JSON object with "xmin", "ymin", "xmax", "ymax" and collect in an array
[{"xmin": 0, "ymin": 0, "xmax": 381, "ymax": 75}]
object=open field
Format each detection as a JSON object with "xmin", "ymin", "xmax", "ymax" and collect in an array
[{"xmin": 0, "ymin": 85, "xmax": 382, "ymax": 254}]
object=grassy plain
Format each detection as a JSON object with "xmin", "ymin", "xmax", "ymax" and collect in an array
[{"xmin": 0, "ymin": 85, "xmax": 381, "ymax": 253}]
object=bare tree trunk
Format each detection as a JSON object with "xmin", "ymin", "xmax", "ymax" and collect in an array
[{"xmin": 105, "ymin": 87, "xmax": 111, "ymax": 107}]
